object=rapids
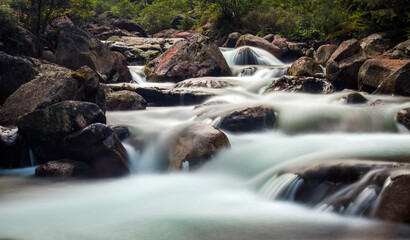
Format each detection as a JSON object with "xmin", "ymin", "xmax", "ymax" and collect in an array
[{"xmin": 1, "ymin": 46, "xmax": 410, "ymax": 240}]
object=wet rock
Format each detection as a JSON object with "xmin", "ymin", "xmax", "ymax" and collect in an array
[
  {"xmin": 373, "ymin": 62, "xmax": 410, "ymax": 96},
  {"xmin": 113, "ymin": 18, "xmax": 147, "ymax": 37},
  {"xmin": 360, "ymin": 33, "xmax": 394, "ymax": 59},
  {"xmin": 0, "ymin": 52, "xmax": 36, "ymax": 105},
  {"xmin": 106, "ymin": 90, "xmax": 147, "ymax": 111},
  {"xmin": 105, "ymin": 37, "xmax": 183, "ymax": 65},
  {"xmin": 173, "ymin": 77, "xmax": 238, "ymax": 89},
  {"xmin": 217, "ymin": 106, "xmax": 276, "ymax": 133},
  {"xmin": 314, "ymin": 44, "xmax": 338, "ymax": 65},
  {"xmin": 109, "ymin": 84, "xmax": 213, "ymax": 107},
  {"xmin": 396, "ymin": 108, "xmax": 410, "ymax": 130},
  {"xmin": 110, "ymin": 51, "xmax": 132, "ymax": 83},
  {"xmin": 64, "ymin": 123, "xmax": 129, "ymax": 178},
  {"xmin": 109, "ymin": 125, "xmax": 130, "ymax": 141},
  {"xmin": 234, "ymin": 47, "xmax": 270, "ymax": 65},
  {"xmin": 147, "ymin": 37, "xmax": 231, "ymax": 82},
  {"xmin": 288, "ymin": 57, "xmax": 322, "ymax": 77},
  {"xmin": 167, "ymin": 123, "xmax": 230, "ymax": 171},
  {"xmin": 345, "ymin": 93, "xmax": 368, "ymax": 104},
  {"xmin": 35, "ymin": 159, "xmax": 90, "ymax": 178},
  {"xmin": 264, "ymin": 75, "xmax": 335, "ymax": 94},
  {"xmin": 0, "ymin": 126, "xmax": 29, "ymax": 169},
  {"xmin": 126, "ymin": 132, "xmax": 159, "ymax": 153},
  {"xmin": 17, "ymin": 101, "xmax": 106, "ymax": 162},
  {"xmin": 0, "ymin": 24, "xmax": 41, "ymax": 58},
  {"xmin": 0, "ymin": 63, "xmax": 106, "ymax": 126},
  {"xmin": 358, "ymin": 58, "xmax": 408, "ymax": 93},
  {"xmin": 53, "ymin": 19, "xmax": 131, "ymax": 83},
  {"xmin": 326, "ymin": 39, "xmax": 368, "ymax": 90},
  {"xmin": 272, "ymin": 37, "xmax": 289, "ymax": 55},
  {"xmin": 222, "ymin": 32, "xmax": 242, "ymax": 48},
  {"xmin": 236, "ymin": 34, "xmax": 282, "ymax": 58}
]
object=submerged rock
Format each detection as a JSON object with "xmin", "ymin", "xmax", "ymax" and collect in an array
[
  {"xmin": 358, "ymin": 58, "xmax": 408, "ymax": 93},
  {"xmin": 147, "ymin": 37, "xmax": 231, "ymax": 82},
  {"xmin": 314, "ymin": 44, "xmax": 338, "ymax": 65},
  {"xmin": 167, "ymin": 123, "xmax": 230, "ymax": 171},
  {"xmin": 106, "ymin": 90, "xmax": 147, "ymax": 111},
  {"xmin": 326, "ymin": 39, "xmax": 368, "ymax": 90},
  {"xmin": 235, "ymin": 34, "xmax": 282, "ymax": 58},
  {"xmin": 109, "ymin": 125, "xmax": 130, "ymax": 141},
  {"xmin": 64, "ymin": 123, "xmax": 129, "ymax": 178},
  {"xmin": 288, "ymin": 57, "xmax": 322, "ymax": 77},
  {"xmin": 35, "ymin": 159, "xmax": 90, "ymax": 178},
  {"xmin": 217, "ymin": 106, "xmax": 276, "ymax": 133},
  {"xmin": 173, "ymin": 77, "xmax": 238, "ymax": 89},
  {"xmin": 264, "ymin": 75, "xmax": 335, "ymax": 94},
  {"xmin": 396, "ymin": 108, "xmax": 410, "ymax": 130},
  {"xmin": 17, "ymin": 101, "xmax": 106, "ymax": 162},
  {"xmin": 345, "ymin": 92, "xmax": 368, "ymax": 104},
  {"xmin": 0, "ymin": 63, "xmax": 106, "ymax": 126},
  {"xmin": 234, "ymin": 47, "xmax": 269, "ymax": 65},
  {"xmin": 0, "ymin": 52, "xmax": 36, "ymax": 105}
]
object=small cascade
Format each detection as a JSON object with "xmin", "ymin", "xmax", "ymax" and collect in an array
[
  {"xmin": 240, "ymin": 67, "xmax": 257, "ymax": 76},
  {"xmin": 28, "ymin": 148, "xmax": 37, "ymax": 167},
  {"xmin": 230, "ymin": 65, "xmax": 290, "ymax": 78},
  {"xmin": 123, "ymin": 142, "xmax": 140, "ymax": 173},
  {"xmin": 258, "ymin": 173, "xmax": 303, "ymax": 201},
  {"xmin": 343, "ymin": 187, "xmax": 377, "ymax": 216},
  {"xmin": 128, "ymin": 66, "xmax": 147, "ymax": 84},
  {"xmin": 222, "ymin": 46, "xmax": 284, "ymax": 66}
]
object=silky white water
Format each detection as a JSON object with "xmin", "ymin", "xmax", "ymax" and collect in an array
[{"xmin": 1, "ymin": 46, "xmax": 410, "ymax": 240}]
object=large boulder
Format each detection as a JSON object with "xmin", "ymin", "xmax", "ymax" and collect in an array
[
  {"xmin": 235, "ymin": 34, "xmax": 282, "ymax": 58},
  {"xmin": 217, "ymin": 106, "xmax": 276, "ymax": 133},
  {"xmin": 64, "ymin": 123, "xmax": 130, "ymax": 178},
  {"xmin": 360, "ymin": 33, "xmax": 394, "ymax": 59},
  {"xmin": 167, "ymin": 123, "xmax": 230, "ymax": 171},
  {"xmin": 326, "ymin": 39, "xmax": 368, "ymax": 90},
  {"xmin": 0, "ymin": 24, "xmax": 41, "ymax": 58},
  {"xmin": 272, "ymin": 37, "xmax": 289, "ymax": 55},
  {"xmin": 35, "ymin": 159, "xmax": 90, "ymax": 178},
  {"xmin": 372, "ymin": 62, "xmax": 410, "ymax": 96},
  {"xmin": 106, "ymin": 90, "xmax": 147, "ymax": 111},
  {"xmin": 382, "ymin": 39, "xmax": 410, "ymax": 60},
  {"xmin": 358, "ymin": 58, "xmax": 408, "ymax": 93},
  {"xmin": 288, "ymin": 57, "xmax": 322, "ymax": 77},
  {"xmin": 0, "ymin": 62, "xmax": 106, "ymax": 126},
  {"xmin": 264, "ymin": 75, "xmax": 335, "ymax": 94},
  {"xmin": 222, "ymin": 32, "xmax": 242, "ymax": 48},
  {"xmin": 314, "ymin": 44, "xmax": 338, "ymax": 65},
  {"xmin": 53, "ymin": 21, "xmax": 131, "ymax": 83},
  {"xmin": 147, "ymin": 37, "xmax": 231, "ymax": 82},
  {"xmin": 0, "ymin": 126, "xmax": 29, "ymax": 169},
  {"xmin": 113, "ymin": 18, "xmax": 147, "ymax": 37},
  {"xmin": 17, "ymin": 101, "xmax": 106, "ymax": 162},
  {"xmin": 0, "ymin": 52, "xmax": 36, "ymax": 105}
]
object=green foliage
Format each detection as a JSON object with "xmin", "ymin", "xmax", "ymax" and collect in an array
[
  {"xmin": 178, "ymin": 16, "xmax": 194, "ymax": 31},
  {"xmin": 112, "ymin": 0, "xmax": 137, "ymax": 17}
]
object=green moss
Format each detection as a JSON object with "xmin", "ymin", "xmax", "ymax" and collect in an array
[{"xmin": 71, "ymin": 72, "xmax": 89, "ymax": 81}]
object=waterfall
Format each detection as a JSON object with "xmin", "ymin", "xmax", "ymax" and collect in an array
[
  {"xmin": 221, "ymin": 46, "xmax": 284, "ymax": 66},
  {"xmin": 128, "ymin": 66, "xmax": 147, "ymax": 84},
  {"xmin": 258, "ymin": 173, "xmax": 303, "ymax": 201}
]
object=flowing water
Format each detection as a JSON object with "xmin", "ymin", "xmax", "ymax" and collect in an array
[{"xmin": 1, "ymin": 46, "xmax": 410, "ymax": 240}]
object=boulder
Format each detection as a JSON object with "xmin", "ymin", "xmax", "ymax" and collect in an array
[
  {"xmin": 382, "ymin": 39, "xmax": 410, "ymax": 60},
  {"xmin": 374, "ymin": 62, "xmax": 410, "ymax": 96},
  {"xmin": 0, "ymin": 52, "xmax": 36, "ymax": 105},
  {"xmin": 171, "ymin": 15, "xmax": 184, "ymax": 29},
  {"xmin": 54, "ymin": 21, "xmax": 131, "ymax": 83},
  {"xmin": 106, "ymin": 90, "xmax": 147, "ymax": 111},
  {"xmin": 87, "ymin": 25, "xmax": 136, "ymax": 40},
  {"xmin": 358, "ymin": 58, "xmax": 408, "ymax": 93},
  {"xmin": 0, "ymin": 126, "xmax": 29, "ymax": 169},
  {"xmin": 113, "ymin": 18, "xmax": 147, "ymax": 37},
  {"xmin": 314, "ymin": 44, "xmax": 338, "ymax": 65},
  {"xmin": 109, "ymin": 84, "xmax": 213, "ymax": 106},
  {"xmin": 396, "ymin": 108, "xmax": 410, "ymax": 130},
  {"xmin": 360, "ymin": 33, "xmax": 394, "ymax": 59},
  {"xmin": 263, "ymin": 34, "xmax": 276, "ymax": 43},
  {"xmin": 0, "ymin": 24, "xmax": 41, "ymax": 58},
  {"xmin": 35, "ymin": 159, "xmax": 90, "ymax": 178},
  {"xmin": 147, "ymin": 37, "xmax": 231, "ymax": 82},
  {"xmin": 288, "ymin": 57, "xmax": 322, "ymax": 77},
  {"xmin": 17, "ymin": 101, "xmax": 106, "ymax": 162},
  {"xmin": 217, "ymin": 106, "xmax": 276, "ymax": 133},
  {"xmin": 0, "ymin": 62, "xmax": 106, "ymax": 126},
  {"xmin": 285, "ymin": 42, "xmax": 309, "ymax": 59},
  {"xmin": 167, "ymin": 123, "xmax": 230, "ymax": 171},
  {"xmin": 272, "ymin": 37, "xmax": 289, "ymax": 55},
  {"xmin": 345, "ymin": 92, "xmax": 368, "ymax": 104},
  {"xmin": 109, "ymin": 125, "xmax": 130, "ymax": 141},
  {"xmin": 40, "ymin": 50, "xmax": 56, "ymax": 63},
  {"xmin": 153, "ymin": 29, "xmax": 182, "ymax": 38},
  {"xmin": 235, "ymin": 34, "xmax": 282, "ymax": 58},
  {"xmin": 110, "ymin": 51, "xmax": 132, "ymax": 83},
  {"xmin": 173, "ymin": 77, "xmax": 238, "ymax": 89},
  {"xmin": 169, "ymin": 31, "xmax": 202, "ymax": 39},
  {"xmin": 64, "ymin": 123, "xmax": 130, "ymax": 178},
  {"xmin": 326, "ymin": 39, "xmax": 368, "ymax": 90},
  {"xmin": 222, "ymin": 32, "xmax": 241, "ymax": 48},
  {"xmin": 264, "ymin": 75, "xmax": 335, "ymax": 94}
]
